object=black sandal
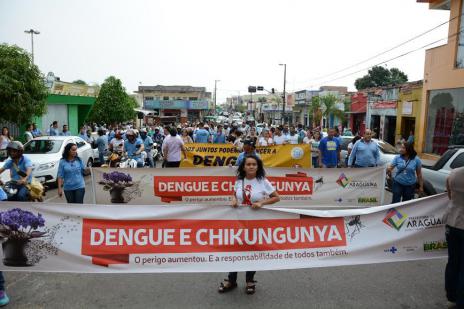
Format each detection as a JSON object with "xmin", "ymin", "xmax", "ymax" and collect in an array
[
  {"xmin": 245, "ymin": 281, "xmax": 257, "ymax": 294},
  {"xmin": 218, "ymin": 279, "xmax": 237, "ymax": 293}
]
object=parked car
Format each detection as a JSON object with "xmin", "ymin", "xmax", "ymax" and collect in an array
[
  {"xmin": 23, "ymin": 136, "xmax": 95, "ymax": 184},
  {"xmin": 420, "ymin": 146, "xmax": 464, "ymax": 193},
  {"xmin": 339, "ymin": 136, "xmax": 398, "ymax": 167},
  {"xmin": 0, "ymin": 149, "xmax": 11, "ymax": 183}
]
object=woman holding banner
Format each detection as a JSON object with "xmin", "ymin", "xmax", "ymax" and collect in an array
[{"xmin": 218, "ymin": 154, "xmax": 280, "ymax": 295}]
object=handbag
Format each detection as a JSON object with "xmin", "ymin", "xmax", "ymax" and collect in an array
[{"xmin": 12, "ymin": 162, "xmax": 44, "ymax": 200}]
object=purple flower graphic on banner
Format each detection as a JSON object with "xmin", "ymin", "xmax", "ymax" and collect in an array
[
  {"xmin": 0, "ymin": 208, "xmax": 47, "ymax": 266},
  {"xmin": 99, "ymin": 171, "xmax": 134, "ymax": 203}
]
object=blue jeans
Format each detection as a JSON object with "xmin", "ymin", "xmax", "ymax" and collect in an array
[
  {"xmin": 64, "ymin": 188, "xmax": 85, "ymax": 204},
  {"xmin": 146, "ymin": 151, "xmax": 155, "ymax": 168},
  {"xmin": 0, "ymin": 272, "xmax": 4, "ymax": 291},
  {"xmin": 445, "ymin": 225, "xmax": 464, "ymax": 308},
  {"xmin": 8, "ymin": 184, "xmax": 29, "ymax": 201},
  {"xmin": 391, "ymin": 181, "xmax": 415, "ymax": 204},
  {"xmin": 98, "ymin": 151, "xmax": 105, "ymax": 166}
]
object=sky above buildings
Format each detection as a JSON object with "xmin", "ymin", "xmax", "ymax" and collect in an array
[{"xmin": 0, "ymin": 0, "xmax": 450, "ymax": 103}]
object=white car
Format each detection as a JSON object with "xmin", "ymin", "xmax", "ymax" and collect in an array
[
  {"xmin": 339, "ymin": 136, "xmax": 399, "ymax": 167},
  {"xmin": 23, "ymin": 136, "xmax": 95, "ymax": 183}
]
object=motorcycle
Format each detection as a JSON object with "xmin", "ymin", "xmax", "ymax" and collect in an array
[
  {"xmin": 153, "ymin": 142, "xmax": 163, "ymax": 162},
  {"xmin": 0, "ymin": 179, "xmax": 47, "ymax": 202}
]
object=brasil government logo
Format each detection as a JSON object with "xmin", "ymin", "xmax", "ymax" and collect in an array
[{"xmin": 383, "ymin": 208, "xmax": 408, "ymax": 231}]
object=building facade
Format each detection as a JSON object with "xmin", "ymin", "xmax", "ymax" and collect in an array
[
  {"xmin": 419, "ymin": 0, "xmax": 464, "ymax": 157},
  {"xmin": 366, "ymin": 87, "xmax": 399, "ymax": 145},
  {"xmin": 350, "ymin": 92, "xmax": 367, "ymax": 136},
  {"xmin": 396, "ymin": 81, "xmax": 424, "ymax": 150},
  {"xmin": 136, "ymin": 85, "xmax": 212, "ymax": 124}
]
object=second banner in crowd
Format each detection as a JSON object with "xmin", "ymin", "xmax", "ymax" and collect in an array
[{"xmin": 92, "ymin": 167, "xmax": 386, "ymax": 207}]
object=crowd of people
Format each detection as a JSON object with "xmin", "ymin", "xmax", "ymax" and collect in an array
[{"xmin": 0, "ymin": 118, "xmax": 461, "ymax": 305}]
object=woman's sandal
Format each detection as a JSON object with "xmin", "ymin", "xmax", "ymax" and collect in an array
[
  {"xmin": 245, "ymin": 281, "xmax": 257, "ymax": 295},
  {"xmin": 218, "ymin": 279, "xmax": 237, "ymax": 293}
]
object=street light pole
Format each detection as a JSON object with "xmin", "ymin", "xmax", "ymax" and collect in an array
[
  {"xmin": 279, "ymin": 64, "xmax": 287, "ymax": 125},
  {"xmin": 24, "ymin": 29, "xmax": 40, "ymax": 64},
  {"xmin": 214, "ymin": 80, "xmax": 220, "ymax": 114}
]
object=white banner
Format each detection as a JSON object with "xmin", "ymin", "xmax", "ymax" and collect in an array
[
  {"xmin": 0, "ymin": 194, "xmax": 448, "ymax": 273},
  {"xmin": 92, "ymin": 167, "xmax": 386, "ymax": 207}
]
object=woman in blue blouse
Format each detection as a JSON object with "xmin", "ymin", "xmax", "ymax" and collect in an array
[
  {"xmin": 57, "ymin": 143, "xmax": 89, "ymax": 203},
  {"xmin": 387, "ymin": 142, "xmax": 424, "ymax": 203}
]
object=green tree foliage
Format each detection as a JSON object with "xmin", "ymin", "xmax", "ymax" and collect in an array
[
  {"xmin": 72, "ymin": 79, "xmax": 87, "ymax": 85},
  {"xmin": 309, "ymin": 94, "xmax": 345, "ymax": 128},
  {"xmin": 87, "ymin": 76, "xmax": 136, "ymax": 124},
  {"xmin": 355, "ymin": 66, "xmax": 408, "ymax": 90},
  {"xmin": 0, "ymin": 44, "xmax": 48, "ymax": 125}
]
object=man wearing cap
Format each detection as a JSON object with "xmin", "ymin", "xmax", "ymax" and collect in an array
[
  {"xmin": 0, "ymin": 141, "xmax": 33, "ymax": 201},
  {"xmin": 235, "ymin": 139, "xmax": 260, "ymax": 166},
  {"xmin": 124, "ymin": 129, "xmax": 145, "ymax": 167},
  {"xmin": 140, "ymin": 128, "xmax": 155, "ymax": 168}
]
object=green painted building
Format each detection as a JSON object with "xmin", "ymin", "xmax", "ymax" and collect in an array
[{"xmin": 34, "ymin": 94, "xmax": 96, "ymax": 135}]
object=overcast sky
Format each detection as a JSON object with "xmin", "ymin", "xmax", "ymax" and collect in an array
[{"xmin": 0, "ymin": 0, "xmax": 450, "ymax": 103}]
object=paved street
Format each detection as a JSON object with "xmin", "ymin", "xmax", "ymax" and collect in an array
[{"xmin": 2, "ymin": 176, "xmax": 449, "ymax": 309}]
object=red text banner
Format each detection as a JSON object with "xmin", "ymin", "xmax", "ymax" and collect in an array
[{"xmin": 0, "ymin": 194, "xmax": 448, "ymax": 273}]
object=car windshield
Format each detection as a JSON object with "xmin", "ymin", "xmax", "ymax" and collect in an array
[
  {"xmin": 24, "ymin": 140, "xmax": 64, "ymax": 154},
  {"xmin": 378, "ymin": 140, "xmax": 398, "ymax": 154}
]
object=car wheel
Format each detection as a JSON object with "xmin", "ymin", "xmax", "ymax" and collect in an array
[{"xmin": 86, "ymin": 158, "xmax": 94, "ymax": 168}]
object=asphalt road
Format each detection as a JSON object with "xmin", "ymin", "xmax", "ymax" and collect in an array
[{"xmin": 3, "ymin": 177, "xmax": 449, "ymax": 309}]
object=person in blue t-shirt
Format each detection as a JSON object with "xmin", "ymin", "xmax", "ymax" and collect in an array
[
  {"xmin": 140, "ymin": 128, "xmax": 154, "ymax": 167},
  {"xmin": 194, "ymin": 123, "xmax": 210, "ymax": 143},
  {"xmin": 124, "ymin": 129, "xmax": 145, "ymax": 167},
  {"xmin": 387, "ymin": 142, "xmax": 424, "ymax": 204},
  {"xmin": 57, "ymin": 143, "xmax": 88, "ymax": 203},
  {"xmin": 318, "ymin": 128, "xmax": 341, "ymax": 168},
  {"xmin": 213, "ymin": 125, "xmax": 227, "ymax": 144},
  {"xmin": 0, "ymin": 141, "xmax": 33, "ymax": 201}
]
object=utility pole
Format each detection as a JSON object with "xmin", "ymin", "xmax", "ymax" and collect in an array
[
  {"xmin": 214, "ymin": 80, "xmax": 220, "ymax": 114},
  {"xmin": 24, "ymin": 29, "xmax": 40, "ymax": 64},
  {"xmin": 279, "ymin": 64, "xmax": 287, "ymax": 125}
]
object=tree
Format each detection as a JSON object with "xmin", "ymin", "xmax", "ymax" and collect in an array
[
  {"xmin": 72, "ymin": 79, "xmax": 87, "ymax": 85},
  {"xmin": 320, "ymin": 94, "xmax": 345, "ymax": 127},
  {"xmin": 87, "ymin": 76, "xmax": 136, "ymax": 125},
  {"xmin": 355, "ymin": 66, "xmax": 408, "ymax": 90},
  {"xmin": 309, "ymin": 96, "xmax": 323, "ymax": 128},
  {"xmin": 0, "ymin": 44, "xmax": 48, "ymax": 125}
]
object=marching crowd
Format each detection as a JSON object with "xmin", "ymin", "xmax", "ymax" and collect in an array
[{"xmin": 0, "ymin": 119, "xmax": 462, "ymax": 306}]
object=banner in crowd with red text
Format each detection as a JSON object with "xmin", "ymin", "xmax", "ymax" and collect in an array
[
  {"xmin": 180, "ymin": 143, "xmax": 311, "ymax": 168},
  {"xmin": 0, "ymin": 194, "xmax": 448, "ymax": 273},
  {"xmin": 92, "ymin": 167, "xmax": 386, "ymax": 207}
]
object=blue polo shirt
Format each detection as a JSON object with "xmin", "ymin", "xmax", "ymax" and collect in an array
[
  {"xmin": 348, "ymin": 139, "xmax": 380, "ymax": 167},
  {"xmin": 57, "ymin": 158, "xmax": 85, "ymax": 190},
  {"xmin": 49, "ymin": 127, "xmax": 59, "ymax": 136},
  {"xmin": 213, "ymin": 132, "xmax": 226, "ymax": 143},
  {"xmin": 391, "ymin": 155, "xmax": 422, "ymax": 186},
  {"xmin": 125, "ymin": 138, "xmax": 143, "ymax": 158},
  {"xmin": 3, "ymin": 156, "xmax": 33, "ymax": 183},
  {"xmin": 318, "ymin": 136, "xmax": 340, "ymax": 167},
  {"xmin": 142, "ymin": 135, "xmax": 154, "ymax": 152},
  {"xmin": 195, "ymin": 129, "xmax": 210, "ymax": 143}
]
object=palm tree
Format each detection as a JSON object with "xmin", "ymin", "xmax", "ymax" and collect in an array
[{"xmin": 308, "ymin": 94, "xmax": 346, "ymax": 129}]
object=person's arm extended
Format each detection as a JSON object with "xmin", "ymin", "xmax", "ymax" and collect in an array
[
  {"xmin": 181, "ymin": 144, "xmax": 187, "ymax": 160},
  {"xmin": 57, "ymin": 177, "xmax": 64, "ymax": 197},
  {"xmin": 252, "ymin": 191, "xmax": 280, "ymax": 209}
]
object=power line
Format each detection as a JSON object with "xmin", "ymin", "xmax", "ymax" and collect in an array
[
  {"xmin": 299, "ymin": 13, "xmax": 463, "ymax": 85},
  {"xmin": 311, "ymin": 26, "xmax": 464, "ymax": 88}
]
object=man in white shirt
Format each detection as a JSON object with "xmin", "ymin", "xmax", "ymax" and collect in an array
[{"xmin": 273, "ymin": 126, "xmax": 288, "ymax": 145}]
